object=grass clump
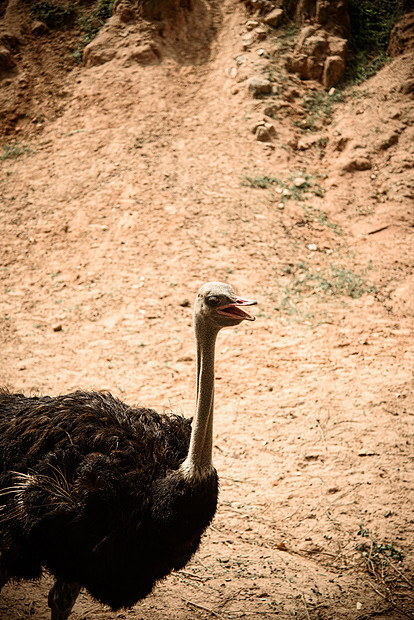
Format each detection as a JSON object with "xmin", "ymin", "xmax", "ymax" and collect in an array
[
  {"xmin": 295, "ymin": 90, "xmax": 346, "ymax": 131},
  {"xmin": 313, "ymin": 263, "xmax": 376, "ymax": 298},
  {"xmin": 30, "ymin": 1, "xmax": 75, "ymax": 28},
  {"xmin": 242, "ymin": 170, "xmax": 343, "ymax": 234},
  {"xmin": 272, "ymin": 261, "xmax": 376, "ymax": 324},
  {"xmin": 242, "ymin": 171, "xmax": 325, "ymax": 202},
  {"xmin": 242, "ymin": 174, "xmax": 282, "ymax": 190},
  {"xmin": 354, "ymin": 526, "xmax": 412, "ymax": 614},
  {"xmin": 279, "ymin": 262, "xmax": 376, "ymax": 301},
  {"xmin": 1, "ymin": 143, "xmax": 33, "ymax": 160},
  {"xmin": 272, "ymin": 23, "xmax": 299, "ymax": 55},
  {"xmin": 302, "ymin": 205, "xmax": 342, "ymax": 234}
]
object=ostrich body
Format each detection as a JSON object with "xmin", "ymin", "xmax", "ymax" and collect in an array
[{"xmin": 0, "ymin": 282, "xmax": 256, "ymax": 619}]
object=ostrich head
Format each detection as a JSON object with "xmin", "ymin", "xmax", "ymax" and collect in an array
[{"xmin": 195, "ymin": 282, "xmax": 256, "ymax": 330}]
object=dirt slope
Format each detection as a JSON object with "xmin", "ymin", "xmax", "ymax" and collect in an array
[{"xmin": 0, "ymin": 1, "xmax": 413, "ymax": 618}]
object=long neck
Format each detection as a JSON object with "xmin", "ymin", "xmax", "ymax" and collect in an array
[{"xmin": 181, "ymin": 315, "xmax": 218, "ymax": 479}]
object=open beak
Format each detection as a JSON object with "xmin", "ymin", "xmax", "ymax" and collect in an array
[{"xmin": 217, "ymin": 297, "xmax": 257, "ymax": 321}]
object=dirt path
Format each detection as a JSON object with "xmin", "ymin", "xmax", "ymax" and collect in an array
[{"xmin": 1, "ymin": 1, "xmax": 413, "ymax": 618}]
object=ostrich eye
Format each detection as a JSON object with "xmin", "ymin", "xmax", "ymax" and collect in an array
[{"xmin": 207, "ymin": 295, "xmax": 220, "ymax": 306}]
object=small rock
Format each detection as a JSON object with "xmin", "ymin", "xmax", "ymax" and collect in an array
[
  {"xmin": 297, "ymin": 135, "xmax": 323, "ymax": 150},
  {"xmin": 302, "ymin": 34, "xmax": 329, "ymax": 58},
  {"xmin": 297, "ymin": 24, "xmax": 318, "ymax": 46},
  {"xmin": 31, "ymin": 20, "xmax": 49, "ymax": 35},
  {"xmin": 0, "ymin": 31, "xmax": 20, "ymax": 48},
  {"xmin": 249, "ymin": 0, "xmax": 265, "ymax": 8},
  {"xmin": 286, "ymin": 52, "xmax": 310, "ymax": 78},
  {"xmin": 127, "ymin": 42, "xmax": 161, "ymax": 66},
  {"xmin": 255, "ymin": 125, "xmax": 272, "ymax": 141},
  {"xmin": 263, "ymin": 102, "xmax": 283, "ymax": 116},
  {"xmin": 118, "ymin": 7, "xmax": 135, "ymax": 22},
  {"xmin": 180, "ymin": 299, "xmax": 191, "ymax": 308},
  {"xmin": 327, "ymin": 487, "xmax": 340, "ymax": 494},
  {"xmin": 83, "ymin": 45, "xmax": 117, "ymax": 67},
  {"xmin": 323, "ymin": 55, "xmax": 345, "ymax": 89},
  {"xmin": 176, "ymin": 355, "xmax": 193, "ymax": 362},
  {"xmin": 400, "ymin": 79, "xmax": 414, "ymax": 95},
  {"xmin": 387, "ymin": 106, "xmax": 401, "ymax": 119},
  {"xmin": 283, "ymin": 87, "xmax": 300, "ymax": 102},
  {"xmin": 236, "ymin": 54, "xmax": 248, "ymax": 65},
  {"xmin": 303, "ymin": 451, "xmax": 321, "ymax": 460},
  {"xmin": 264, "ymin": 8, "xmax": 283, "ymax": 28},
  {"xmin": 245, "ymin": 20, "xmax": 259, "ymax": 30},
  {"xmin": 286, "ymin": 136, "xmax": 298, "ymax": 150},
  {"xmin": 53, "ymin": 324, "xmax": 63, "ymax": 332},
  {"xmin": 293, "ymin": 176, "xmax": 307, "ymax": 187},
  {"xmin": 254, "ymin": 26, "xmax": 267, "ymax": 41},
  {"xmin": 0, "ymin": 46, "xmax": 15, "ymax": 72},
  {"xmin": 328, "ymin": 35, "xmax": 347, "ymax": 57},
  {"xmin": 376, "ymin": 130, "xmax": 399, "ymax": 150},
  {"xmin": 247, "ymin": 76, "xmax": 272, "ymax": 98},
  {"xmin": 341, "ymin": 156, "xmax": 372, "ymax": 173},
  {"xmin": 251, "ymin": 120, "xmax": 265, "ymax": 134},
  {"xmin": 333, "ymin": 136, "xmax": 349, "ymax": 152},
  {"xmin": 242, "ymin": 32, "xmax": 254, "ymax": 49}
]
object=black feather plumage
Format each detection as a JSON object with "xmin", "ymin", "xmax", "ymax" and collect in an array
[{"xmin": 0, "ymin": 389, "xmax": 218, "ymax": 610}]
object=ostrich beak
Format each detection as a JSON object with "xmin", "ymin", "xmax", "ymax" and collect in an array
[{"xmin": 217, "ymin": 297, "xmax": 257, "ymax": 321}]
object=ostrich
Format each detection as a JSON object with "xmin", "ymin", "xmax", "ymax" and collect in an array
[{"xmin": 0, "ymin": 282, "xmax": 256, "ymax": 619}]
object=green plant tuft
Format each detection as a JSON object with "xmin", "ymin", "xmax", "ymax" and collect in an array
[
  {"xmin": 295, "ymin": 90, "xmax": 346, "ymax": 132},
  {"xmin": 343, "ymin": 0, "xmax": 402, "ymax": 85},
  {"xmin": 73, "ymin": 0, "xmax": 115, "ymax": 62},
  {"xmin": 30, "ymin": 1, "xmax": 75, "ymax": 28},
  {"xmin": 272, "ymin": 261, "xmax": 376, "ymax": 324},
  {"xmin": 1, "ymin": 143, "xmax": 33, "ymax": 160},
  {"xmin": 242, "ymin": 170, "xmax": 326, "ymax": 204}
]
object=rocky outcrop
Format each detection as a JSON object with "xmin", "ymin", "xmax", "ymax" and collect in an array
[
  {"xmin": 286, "ymin": 25, "xmax": 347, "ymax": 89},
  {"xmin": 290, "ymin": 0, "xmax": 350, "ymax": 37},
  {"xmin": 243, "ymin": 0, "xmax": 350, "ymax": 36},
  {"xmin": 286, "ymin": 0, "xmax": 349, "ymax": 88},
  {"xmin": 242, "ymin": 0, "xmax": 349, "ymax": 89}
]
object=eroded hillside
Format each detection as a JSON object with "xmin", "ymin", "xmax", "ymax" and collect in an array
[{"xmin": 1, "ymin": 0, "xmax": 413, "ymax": 618}]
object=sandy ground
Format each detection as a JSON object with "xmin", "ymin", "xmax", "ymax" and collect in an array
[{"xmin": 1, "ymin": 1, "xmax": 413, "ymax": 618}]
